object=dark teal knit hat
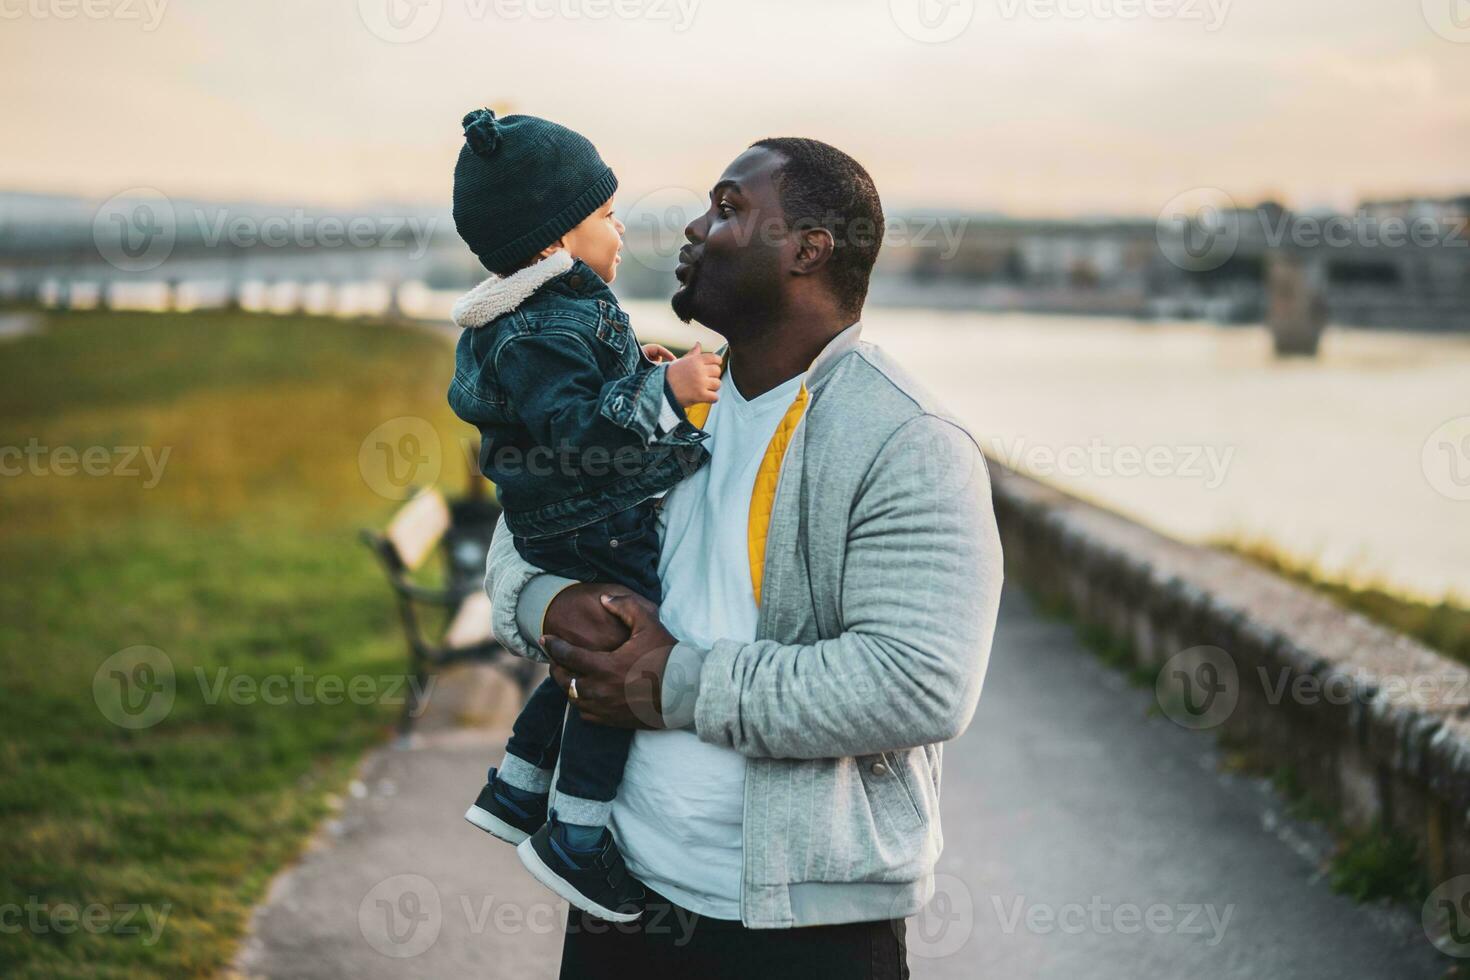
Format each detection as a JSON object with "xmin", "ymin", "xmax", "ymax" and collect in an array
[{"xmin": 452, "ymin": 109, "xmax": 619, "ymax": 276}]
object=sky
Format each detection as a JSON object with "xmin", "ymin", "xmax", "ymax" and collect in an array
[{"xmin": 3, "ymin": 0, "xmax": 1469, "ymax": 216}]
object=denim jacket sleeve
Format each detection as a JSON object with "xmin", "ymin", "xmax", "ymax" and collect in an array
[{"xmin": 494, "ymin": 328, "xmax": 672, "ymax": 453}]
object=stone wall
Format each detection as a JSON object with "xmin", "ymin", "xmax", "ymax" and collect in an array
[{"xmin": 988, "ymin": 461, "xmax": 1470, "ymax": 882}]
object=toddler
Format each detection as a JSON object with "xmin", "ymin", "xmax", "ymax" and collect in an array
[{"xmin": 447, "ymin": 108, "xmax": 718, "ymax": 922}]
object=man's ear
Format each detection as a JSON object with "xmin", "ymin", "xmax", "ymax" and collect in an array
[{"xmin": 791, "ymin": 226, "xmax": 835, "ymax": 277}]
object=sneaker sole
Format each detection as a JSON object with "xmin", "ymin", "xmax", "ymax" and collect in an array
[
  {"xmin": 516, "ymin": 837, "xmax": 642, "ymax": 923},
  {"xmin": 464, "ymin": 804, "xmax": 531, "ymax": 845}
]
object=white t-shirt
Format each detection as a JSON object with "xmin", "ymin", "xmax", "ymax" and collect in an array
[{"xmin": 609, "ymin": 368, "xmax": 807, "ymax": 920}]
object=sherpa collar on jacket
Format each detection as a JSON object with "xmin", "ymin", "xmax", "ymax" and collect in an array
[{"xmin": 451, "ymin": 249, "xmax": 574, "ymax": 329}]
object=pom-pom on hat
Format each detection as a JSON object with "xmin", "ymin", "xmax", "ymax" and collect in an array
[{"xmin": 452, "ymin": 108, "xmax": 618, "ymax": 275}]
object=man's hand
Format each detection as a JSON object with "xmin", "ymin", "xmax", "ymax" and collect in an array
[
  {"xmin": 543, "ymin": 593, "xmax": 677, "ymax": 729},
  {"xmin": 542, "ymin": 582, "xmax": 633, "ymax": 650},
  {"xmin": 665, "ymin": 342, "xmax": 722, "ymax": 409}
]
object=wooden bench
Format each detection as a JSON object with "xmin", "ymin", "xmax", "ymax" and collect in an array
[{"xmin": 361, "ymin": 487, "xmax": 535, "ymax": 732}]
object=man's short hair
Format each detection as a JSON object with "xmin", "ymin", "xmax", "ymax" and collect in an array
[{"xmin": 751, "ymin": 137, "xmax": 884, "ymax": 319}]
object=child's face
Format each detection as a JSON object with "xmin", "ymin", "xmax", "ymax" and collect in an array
[{"xmin": 560, "ymin": 196, "xmax": 625, "ymax": 284}]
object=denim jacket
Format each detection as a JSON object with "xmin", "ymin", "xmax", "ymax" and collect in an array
[{"xmin": 448, "ymin": 250, "xmax": 710, "ymax": 538}]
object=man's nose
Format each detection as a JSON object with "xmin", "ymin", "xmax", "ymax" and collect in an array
[{"xmin": 684, "ymin": 211, "xmax": 707, "ymax": 244}]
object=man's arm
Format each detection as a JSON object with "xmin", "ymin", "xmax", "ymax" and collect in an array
[
  {"xmin": 676, "ymin": 414, "xmax": 1003, "ymax": 759},
  {"xmin": 485, "ymin": 514, "xmax": 633, "ymax": 661},
  {"xmin": 485, "ymin": 515, "xmax": 560, "ymax": 662},
  {"xmin": 539, "ymin": 413, "xmax": 1004, "ymax": 755}
]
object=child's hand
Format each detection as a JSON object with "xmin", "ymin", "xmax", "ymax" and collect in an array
[
  {"xmin": 666, "ymin": 343, "xmax": 722, "ymax": 408},
  {"xmin": 642, "ymin": 343, "xmax": 677, "ymax": 364}
]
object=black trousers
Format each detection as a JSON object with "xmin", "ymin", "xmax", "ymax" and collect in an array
[{"xmin": 559, "ymin": 890, "xmax": 910, "ymax": 980}]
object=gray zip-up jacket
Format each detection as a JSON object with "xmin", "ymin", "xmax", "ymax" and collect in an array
[{"xmin": 484, "ymin": 322, "xmax": 1004, "ymax": 928}]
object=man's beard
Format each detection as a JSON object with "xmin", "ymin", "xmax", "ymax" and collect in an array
[
  {"xmin": 670, "ymin": 278, "xmax": 698, "ymax": 324},
  {"xmin": 671, "ymin": 257, "xmax": 782, "ymax": 334}
]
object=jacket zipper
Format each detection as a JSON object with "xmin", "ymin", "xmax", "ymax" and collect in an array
[{"xmin": 741, "ymin": 409, "xmax": 810, "ymax": 925}]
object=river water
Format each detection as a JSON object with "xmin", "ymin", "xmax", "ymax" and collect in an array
[
  {"xmin": 68, "ymin": 274, "xmax": 1470, "ymax": 597},
  {"xmin": 623, "ymin": 300, "xmax": 1470, "ymax": 601}
]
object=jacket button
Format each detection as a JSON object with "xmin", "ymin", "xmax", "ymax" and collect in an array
[
  {"xmin": 870, "ymin": 761, "xmax": 890, "ymax": 776},
  {"xmin": 609, "ymin": 538, "xmax": 619, "ymax": 549}
]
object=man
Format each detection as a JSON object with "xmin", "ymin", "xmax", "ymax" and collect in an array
[{"xmin": 485, "ymin": 137, "xmax": 1003, "ymax": 979}]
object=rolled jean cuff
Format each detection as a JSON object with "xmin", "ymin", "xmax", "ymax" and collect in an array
[
  {"xmin": 499, "ymin": 753, "xmax": 554, "ymax": 794},
  {"xmin": 552, "ymin": 792, "xmax": 614, "ymax": 827},
  {"xmin": 659, "ymin": 642, "xmax": 707, "ymax": 731}
]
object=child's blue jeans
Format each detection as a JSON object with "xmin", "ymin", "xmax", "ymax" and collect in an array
[{"xmin": 503, "ymin": 501, "xmax": 661, "ymax": 824}]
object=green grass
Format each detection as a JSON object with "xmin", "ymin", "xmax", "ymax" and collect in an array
[
  {"xmin": 0, "ymin": 309, "xmax": 474, "ymax": 977},
  {"xmin": 1221, "ymin": 540, "xmax": 1470, "ymax": 666},
  {"xmin": 1329, "ymin": 826, "xmax": 1428, "ymax": 904},
  {"xmin": 1254, "ymin": 764, "xmax": 1428, "ymax": 905}
]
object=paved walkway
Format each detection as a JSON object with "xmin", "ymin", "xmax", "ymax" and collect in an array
[{"xmin": 233, "ymin": 591, "xmax": 1449, "ymax": 978}]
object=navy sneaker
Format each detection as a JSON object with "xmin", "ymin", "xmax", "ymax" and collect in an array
[
  {"xmin": 464, "ymin": 768, "xmax": 547, "ymax": 845},
  {"xmin": 516, "ymin": 811, "xmax": 646, "ymax": 923}
]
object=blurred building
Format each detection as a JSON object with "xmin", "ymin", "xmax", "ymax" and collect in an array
[{"xmin": 3, "ymin": 190, "xmax": 1468, "ymax": 334}]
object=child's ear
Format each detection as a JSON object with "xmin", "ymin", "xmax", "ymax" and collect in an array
[{"xmin": 536, "ymin": 242, "xmax": 563, "ymax": 260}]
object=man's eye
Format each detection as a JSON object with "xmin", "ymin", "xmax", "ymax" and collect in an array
[{"xmin": 717, "ymin": 202, "xmax": 735, "ymax": 217}]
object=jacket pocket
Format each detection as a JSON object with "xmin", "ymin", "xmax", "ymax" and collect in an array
[
  {"xmin": 861, "ymin": 751, "xmax": 923, "ymax": 833},
  {"xmin": 885, "ymin": 751, "xmax": 925, "ymax": 824},
  {"xmin": 595, "ymin": 299, "xmax": 630, "ymax": 358},
  {"xmin": 799, "ymin": 755, "xmax": 932, "ymax": 884}
]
